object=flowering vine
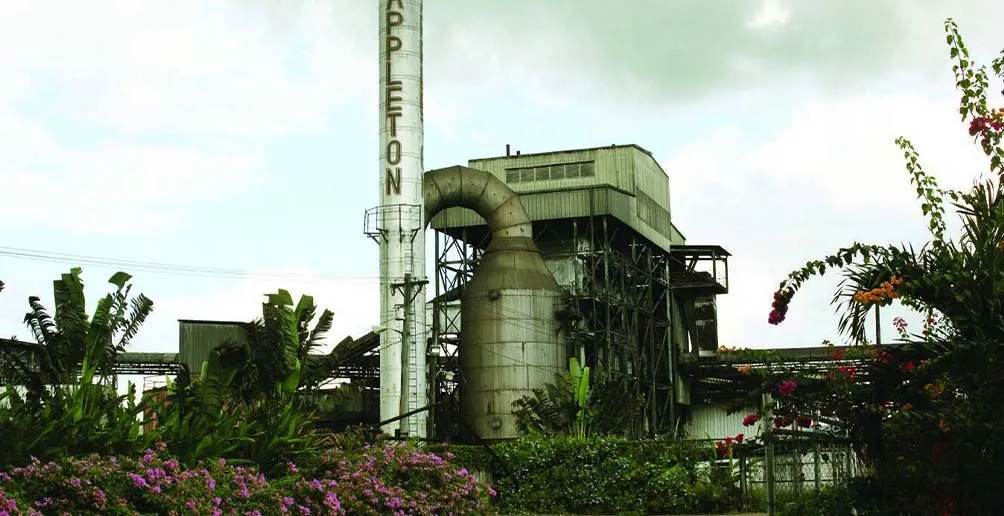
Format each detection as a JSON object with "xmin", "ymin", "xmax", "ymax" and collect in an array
[{"xmin": 746, "ymin": 18, "xmax": 1004, "ymax": 515}]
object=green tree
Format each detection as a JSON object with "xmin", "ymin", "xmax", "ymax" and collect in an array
[
  {"xmin": 231, "ymin": 289, "xmax": 336, "ymax": 401},
  {"xmin": 0, "ymin": 268, "xmax": 152, "ymax": 397},
  {"xmin": 145, "ymin": 289, "xmax": 330, "ymax": 474},
  {"xmin": 0, "ymin": 268, "xmax": 153, "ymax": 465},
  {"xmin": 747, "ymin": 19, "xmax": 1004, "ymax": 515}
]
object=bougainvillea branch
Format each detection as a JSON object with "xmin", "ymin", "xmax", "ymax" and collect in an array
[{"xmin": 748, "ymin": 18, "xmax": 1004, "ymax": 514}]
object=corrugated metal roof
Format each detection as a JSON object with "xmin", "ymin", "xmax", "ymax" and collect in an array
[{"xmin": 474, "ymin": 143, "xmax": 657, "ymax": 163}]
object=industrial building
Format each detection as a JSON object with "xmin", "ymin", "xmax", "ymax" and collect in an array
[{"xmin": 427, "ymin": 144, "xmax": 730, "ymax": 439}]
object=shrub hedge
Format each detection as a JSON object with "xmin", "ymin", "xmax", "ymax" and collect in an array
[{"xmin": 431, "ymin": 436, "xmax": 742, "ymax": 515}]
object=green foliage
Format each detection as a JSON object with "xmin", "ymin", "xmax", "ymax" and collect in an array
[
  {"xmin": 0, "ymin": 270, "xmax": 325, "ymax": 480},
  {"xmin": 0, "ymin": 269, "xmax": 152, "ymax": 466},
  {"xmin": 0, "ymin": 383, "xmax": 143, "ymax": 467},
  {"xmin": 1, "ymin": 268, "xmax": 153, "ymax": 400},
  {"xmin": 775, "ymin": 485, "xmax": 853, "ymax": 516},
  {"xmin": 145, "ymin": 343, "xmax": 321, "ymax": 477},
  {"xmin": 232, "ymin": 289, "xmax": 336, "ymax": 401},
  {"xmin": 512, "ymin": 360, "xmax": 644, "ymax": 437},
  {"xmin": 138, "ymin": 288, "xmax": 339, "ymax": 475},
  {"xmin": 439, "ymin": 437, "xmax": 742, "ymax": 515},
  {"xmin": 759, "ymin": 19, "xmax": 1004, "ymax": 515}
]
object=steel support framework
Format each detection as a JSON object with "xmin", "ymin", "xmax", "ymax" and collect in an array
[
  {"xmin": 432, "ymin": 216, "xmax": 677, "ymax": 437},
  {"xmin": 430, "ymin": 228, "xmax": 487, "ymax": 440},
  {"xmin": 564, "ymin": 216, "xmax": 674, "ymax": 435}
]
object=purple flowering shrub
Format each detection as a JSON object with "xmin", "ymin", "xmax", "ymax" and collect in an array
[
  {"xmin": 311, "ymin": 442, "xmax": 490, "ymax": 515},
  {"xmin": 0, "ymin": 442, "xmax": 490, "ymax": 515}
]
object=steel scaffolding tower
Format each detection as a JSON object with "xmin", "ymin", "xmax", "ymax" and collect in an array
[{"xmin": 431, "ymin": 215, "xmax": 728, "ymax": 437}]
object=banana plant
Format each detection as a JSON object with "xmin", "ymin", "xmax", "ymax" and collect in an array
[
  {"xmin": 144, "ymin": 341, "xmax": 256, "ymax": 466},
  {"xmin": 569, "ymin": 357, "xmax": 591, "ymax": 438},
  {"xmin": 233, "ymin": 289, "xmax": 334, "ymax": 400},
  {"xmin": 512, "ymin": 360, "xmax": 645, "ymax": 438},
  {"xmin": 0, "ymin": 268, "xmax": 153, "ymax": 400},
  {"xmin": 0, "ymin": 269, "xmax": 152, "ymax": 464}
]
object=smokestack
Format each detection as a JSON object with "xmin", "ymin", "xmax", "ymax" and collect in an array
[
  {"xmin": 377, "ymin": 0, "xmax": 427, "ymax": 438},
  {"xmin": 505, "ymin": 144, "xmax": 510, "ymax": 157}
]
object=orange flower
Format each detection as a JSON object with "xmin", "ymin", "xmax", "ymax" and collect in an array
[
  {"xmin": 737, "ymin": 365, "xmax": 751, "ymax": 375},
  {"xmin": 853, "ymin": 276, "xmax": 904, "ymax": 306},
  {"xmin": 901, "ymin": 403, "xmax": 913, "ymax": 412}
]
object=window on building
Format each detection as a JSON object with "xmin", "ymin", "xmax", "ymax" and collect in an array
[{"xmin": 503, "ymin": 160, "xmax": 596, "ymax": 184}]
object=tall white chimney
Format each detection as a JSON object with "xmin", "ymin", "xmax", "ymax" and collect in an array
[{"xmin": 376, "ymin": 0, "xmax": 427, "ymax": 437}]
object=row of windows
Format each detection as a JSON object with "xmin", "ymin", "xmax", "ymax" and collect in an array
[{"xmin": 504, "ymin": 161, "xmax": 596, "ymax": 184}]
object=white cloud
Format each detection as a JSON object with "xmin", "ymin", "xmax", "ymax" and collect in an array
[
  {"xmin": 749, "ymin": 93, "xmax": 986, "ymax": 210},
  {"xmin": 747, "ymin": 0, "xmax": 791, "ymax": 30},
  {"xmin": 0, "ymin": 0, "xmax": 380, "ymax": 234},
  {"xmin": 663, "ymin": 90, "xmax": 990, "ymax": 348},
  {"xmin": 0, "ymin": 109, "xmax": 265, "ymax": 234},
  {"xmin": 0, "ymin": 0, "xmax": 370, "ymax": 139}
]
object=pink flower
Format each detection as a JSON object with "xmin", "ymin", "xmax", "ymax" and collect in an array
[
  {"xmin": 778, "ymin": 379, "xmax": 798, "ymax": 396},
  {"xmin": 742, "ymin": 414, "xmax": 760, "ymax": 426}
]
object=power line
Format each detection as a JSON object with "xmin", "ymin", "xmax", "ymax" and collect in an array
[{"xmin": 0, "ymin": 246, "xmax": 382, "ymax": 283}]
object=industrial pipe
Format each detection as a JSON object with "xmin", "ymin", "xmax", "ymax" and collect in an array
[{"xmin": 424, "ymin": 165, "xmax": 565, "ymax": 439}]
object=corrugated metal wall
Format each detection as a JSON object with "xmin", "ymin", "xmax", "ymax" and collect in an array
[
  {"xmin": 178, "ymin": 320, "xmax": 250, "ymax": 374},
  {"xmin": 436, "ymin": 146, "xmax": 675, "ymax": 253},
  {"xmin": 633, "ymin": 151, "xmax": 670, "ymax": 211},
  {"xmin": 685, "ymin": 403, "xmax": 764, "ymax": 440}
]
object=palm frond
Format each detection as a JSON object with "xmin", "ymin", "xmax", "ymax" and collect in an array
[
  {"xmin": 81, "ymin": 293, "xmax": 116, "ymax": 384},
  {"xmin": 303, "ymin": 309, "xmax": 333, "ymax": 357},
  {"xmin": 293, "ymin": 294, "xmax": 317, "ymax": 351},
  {"xmin": 24, "ymin": 296, "xmax": 57, "ymax": 346},
  {"xmin": 116, "ymin": 294, "xmax": 154, "ymax": 350}
]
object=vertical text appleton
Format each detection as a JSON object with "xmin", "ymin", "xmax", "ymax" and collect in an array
[{"xmin": 384, "ymin": 0, "xmax": 405, "ymax": 196}]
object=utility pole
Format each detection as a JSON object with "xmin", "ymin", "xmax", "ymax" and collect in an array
[
  {"xmin": 391, "ymin": 272, "xmax": 427, "ymax": 437},
  {"xmin": 874, "ymin": 304, "xmax": 882, "ymax": 345}
]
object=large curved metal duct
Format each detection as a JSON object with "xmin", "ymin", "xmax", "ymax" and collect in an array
[{"xmin": 424, "ymin": 165, "xmax": 565, "ymax": 439}]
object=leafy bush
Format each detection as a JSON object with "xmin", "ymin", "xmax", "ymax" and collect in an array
[
  {"xmin": 0, "ymin": 383, "xmax": 144, "ymax": 467},
  {"xmin": 0, "ymin": 268, "xmax": 152, "ymax": 467},
  {"xmin": 0, "ymin": 442, "xmax": 487, "ymax": 515},
  {"xmin": 437, "ymin": 436, "xmax": 741, "ymax": 515},
  {"xmin": 775, "ymin": 486, "xmax": 852, "ymax": 516}
]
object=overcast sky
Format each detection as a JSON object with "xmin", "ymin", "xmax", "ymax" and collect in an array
[{"xmin": 1, "ymin": 0, "xmax": 1002, "ymax": 356}]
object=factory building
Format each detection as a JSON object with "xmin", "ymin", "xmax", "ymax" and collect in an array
[{"xmin": 428, "ymin": 144, "xmax": 730, "ymax": 438}]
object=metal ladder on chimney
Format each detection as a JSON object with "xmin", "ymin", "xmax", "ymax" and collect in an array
[{"xmin": 396, "ymin": 224, "xmax": 424, "ymax": 435}]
